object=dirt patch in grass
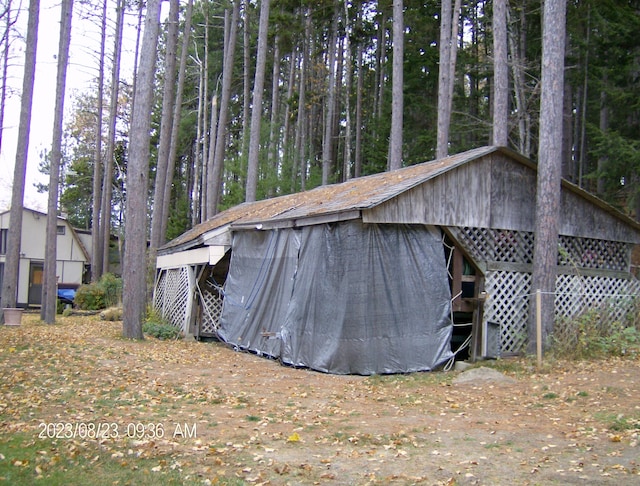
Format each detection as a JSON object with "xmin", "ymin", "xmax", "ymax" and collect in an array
[{"xmin": 1, "ymin": 313, "xmax": 639, "ymax": 485}]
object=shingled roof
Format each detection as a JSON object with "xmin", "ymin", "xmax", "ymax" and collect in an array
[{"xmin": 159, "ymin": 145, "xmax": 640, "ymax": 254}]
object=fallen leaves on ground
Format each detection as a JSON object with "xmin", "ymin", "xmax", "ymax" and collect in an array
[{"xmin": 0, "ymin": 313, "xmax": 639, "ymax": 484}]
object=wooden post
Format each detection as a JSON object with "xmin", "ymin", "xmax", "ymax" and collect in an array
[{"xmin": 536, "ymin": 289, "xmax": 542, "ymax": 368}]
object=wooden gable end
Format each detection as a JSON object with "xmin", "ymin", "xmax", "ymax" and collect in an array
[
  {"xmin": 363, "ymin": 152, "xmax": 517, "ymax": 229},
  {"xmin": 560, "ymin": 189, "xmax": 639, "ymax": 243},
  {"xmin": 363, "ymin": 151, "xmax": 640, "ymax": 244}
]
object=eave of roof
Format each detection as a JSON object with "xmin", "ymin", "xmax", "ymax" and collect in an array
[{"xmin": 158, "ymin": 145, "xmax": 640, "ymax": 254}]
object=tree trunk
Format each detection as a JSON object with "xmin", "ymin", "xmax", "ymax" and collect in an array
[
  {"xmin": 101, "ymin": 0, "xmax": 127, "ymax": 275},
  {"xmin": 508, "ymin": 3, "xmax": 530, "ymax": 156},
  {"xmin": 374, "ymin": 9, "xmax": 386, "ymax": 124},
  {"xmin": 322, "ymin": 3, "xmax": 338, "ymax": 185},
  {"xmin": 41, "ymin": 0, "xmax": 73, "ymax": 324},
  {"xmin": 0, "ymin": 0, "xmax": 17, "ymax": 155},
  {"xmin": 150, "ymin": 0, "xmax": 179, "ymax": 250},
  {"xmin": 388, "ymin": 0, "xmax": 403, "ymax": 171},
  {"xmin": 436, "ymin": 0, "xmax": 461, "ymax": 158},
  {"xmin": 492, "ymin": 0, "xmax": 508, "ymax": 147},
  {"xmin": 122, "ymin": 0, "xmax": 162, "ymax": 340},
  {"xmin": 160, "ymin": 0, "xmax": 193, "ymax": 244},
  {"xmin": 91, "ymin": 0, "xmax": 107, "ymax": 282},
  {"xmin": 597, "ymin": 86, "xmax": 608, "ymax": 196},
  {"xmin": 267, "ymin": 34, "xmax": 281, "ymax": 193},
  {"xmin": 0, "ymin": 0, "xmax": 39, "ymax": 322},
  {"xmin": 354, "ymin": 4, "xmax": 363, "ymax": 179},
  {"xmin": 160, "ymin": 0, "xmax": 194, "ymax": 242},
  {"xmin": 245, "ymin": 0, "xmax": 271, "ymax": 202},
  {"xmin": 342, "ymin": 0, "xmax": 353, "ymax": 180},
  {"xmin": 209, "ymin": 0, "xmax": 240, "ymax": 214},
  {"xmin": 241, "ymin": 0, "xmax": 251, "ymax": 167},
  {"xmin": 529, "ymin": 0, "xmax": 567, "ymax": 353},
  {"xmin": 294, "ymin": 11, "xmax": 310, "ymax": 191}
]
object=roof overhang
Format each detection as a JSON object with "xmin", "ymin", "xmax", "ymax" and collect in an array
[
  {"xmin": 230, "ymin": 209, "xmax": 362, "ymax": 231},
  {"xmin": 156, "ymin": 245, "xmax": 229, "ymax": 269}
]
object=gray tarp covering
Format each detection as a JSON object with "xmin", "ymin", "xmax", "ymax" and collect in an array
[{"xmin": 217, "ymin": 221, "xmax": 453, "ymax": 374}]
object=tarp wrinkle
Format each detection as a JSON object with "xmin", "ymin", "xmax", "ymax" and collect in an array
[{"xmin": 217, "ymin": 221, "xmax": 453, "ymax": 374}]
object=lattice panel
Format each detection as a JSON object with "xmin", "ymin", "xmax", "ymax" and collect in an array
[
  {"xmin": 554, "ymin": 275, "xmax": 640, "ymax": 343},
  {"xmin": 483, "ymin": 271, "xmax": 531, "ymax": 354},
  {"xmin": 484, "ymin": 270, "xmax": 640, "ymax": 355},
  {"xmin": 558, "ymin": 236, "xmax": 629, "ymax": 271},
  {"xmin": 153, "ymin": 267, "xmax": 190, "ymax": 330},
  {"xmin": 452, "ymin": 227, "xmax": 630, "ymax": 272},
  {"xmin": 455, "ymin": 227, "xmax": 534, "ymax": 264},
  {"xmin": 200, "ymin": 285, "xmax": 224, "ymax": 336}
]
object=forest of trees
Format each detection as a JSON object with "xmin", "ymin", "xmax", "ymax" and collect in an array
[
  {"xmin": 1, "ymin": 0, "xmax": 635, "ymax": 242},
  {"xmin": 1, "ymin": 0, "xmax": 639, "ymax": 336}
]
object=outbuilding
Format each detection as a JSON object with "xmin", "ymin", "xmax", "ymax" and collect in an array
[{"xmin": 154, "ymin": 146, "xmax": 640, "ymax": 374}]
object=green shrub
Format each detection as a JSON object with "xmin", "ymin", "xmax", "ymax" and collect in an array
[
  {"xmin": 73, "ymin": 274, "xmax": 123, "ymax": 311},
  {"xmin": 98, "ymin": 273, "xmax": 122, "ymax": 307},
  {"xmin": 142, "ymin": 321, "xmax": 181, "ymax": 340},
  {"xmin": 551, "ymin": 310, "xmax": 640, "ymax": 360},
  {"xmin": 74, "ymin": 283, "xmax": 106, "ymax": 310},
  {"xmin": 143, "ymin": 309, "xmax": 181, "ymax": 340}
]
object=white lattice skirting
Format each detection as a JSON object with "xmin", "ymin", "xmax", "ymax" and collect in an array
[
  {"xmin": 484, "ymin": 270, "xmax": 640, "ymax": 355},
  {"xmin": 153, "ymin": 267, "xmax": 193, "ymax": 331}
]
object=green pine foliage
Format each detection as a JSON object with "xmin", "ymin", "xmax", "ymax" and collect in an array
[{"xmin": 50, "ymin": 0, "xmax": 640, "ymax": 236}]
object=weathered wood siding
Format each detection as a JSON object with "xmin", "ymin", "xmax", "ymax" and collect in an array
[
  {"xmin": 559, "ymin": 189, "xmax": 638, "ymax": 243},
  {"xmin": 363, "ymin": 155, "xmax": 492, "ymax": 227},
  {"xmin": 363, "ymin": 153, "xmax": 640, "ymax": 244}
]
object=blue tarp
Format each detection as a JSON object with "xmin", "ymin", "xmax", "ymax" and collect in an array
[{"xmin": 57, "ymin": 288, "xmax": 76, "ymax": 303}]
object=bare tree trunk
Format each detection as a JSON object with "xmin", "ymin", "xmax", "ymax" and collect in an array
[
  {"xmin": 102, "ymin": 0, "xmax": 127, "ymax": 275},
  {"xmin": 388, "ymin": 0, "xmax": 403, "ymax": 171},
  {"xmin": 246, "ymin": 0, "xmax": 271, "ymax": 202},
  {"xmin": 150, "ymin": 0, "xmax": 179, "ymax": 250},
  {"xmin": 530, "ymin": 0, "xmax": 567, "ymax": 353},
  {"xmin": 91, "ymin": 0, "xmax": 107, "ymax": 282},
  {"xmin": 160, "ymin": 0, "xmax": 194, "ymax": 241},
  {"xmin": 209, "ymin": 0, "xmax": 240, "ymax": 214},
  {"xmin": 198, "ymin": 9, "xmax": 209, "ymax": 224},
  {"xmin": 241, "ymin": 0, "xmax": 251, "ymax": 165},
  {"xmin": 41, "ymin": 0, "xmax": 73, "ymax": 324},
  {"xmin": 322, "ymin": 3, "xmax": 338, "ymax": 185},
  {"xmin": 436, "ymin": 0, "xmax": 461, "ymax": 158},
  {"xmin": 373, "ymin": 9, "xmax": 386, "ymax": 124},
  {"xmin": 122, "ymin": 0, "xmax": 162, "ymax": 340},
  {"xmin": 281, "ymin": 50, "xmax": 295, "ymax": 189},
  {"xmin": 0, "ymin": 0, "xmax": 38, "ymax": 322},
  {"xmin": 0, "ymin": 0, "xmax": 18, "ymax": 156},
  {"xmin": 354, "ymin": 4, "xmax": 363, "ymax": 179},
  {"xmin": 267, "ymin": 34, "xmax": 281, "ymax": 192},
  {"xmin": 193, "ymin": 49, "xmax": 204, "ymax": 224},
  {"xmin": 342, "ymin": 0, "xmax": 353, "ymax": 180},
  {"xmin": 492, "ymin": 0, "xmax": 508, "ymax": 147},
  {"xmin": 294, "ymin": 13, "xmax": 310, "ymax": 191},
  {"xmin": 508, "ymin": 4, "xmax": 528, "ymax": 155},
  {"xmin": 204, "ymin": 90, "xmax": 219, "ymax": 220},
  {"xmin": 597, "ymin": 86, "xmax": 608, "ymax": 196}
]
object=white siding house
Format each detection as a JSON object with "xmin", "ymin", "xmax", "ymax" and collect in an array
[{"xmin": 0, "ymin": 208, "xmax": 89, "ymax": 307}]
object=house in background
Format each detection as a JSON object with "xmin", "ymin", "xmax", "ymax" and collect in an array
[{"xmin": 0, "ymin": 208, "xmax": 90, "ymax": 308}]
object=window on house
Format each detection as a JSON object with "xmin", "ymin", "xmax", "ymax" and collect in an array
[
  {"xmin": 0, "ymin": 229, "xmax": 7, "ymax": 255},
  {"xmin": 57, "ymin": 225, "xmax": 65, "ymax": 235}
]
